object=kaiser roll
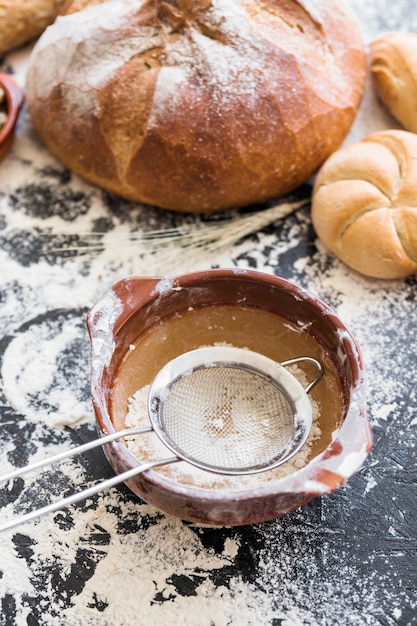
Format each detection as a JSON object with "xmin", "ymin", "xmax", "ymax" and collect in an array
[
  {"xmin": 370, "ymin": 32, "xmax": 417, "ymax": 134},
  {"xmin": 311, "ymin": 130, "xmax": 417, "ymax": 280},
  {"xmin": 25, "ymin": 0, "xmax": 366, "ymax": 213},
  {"xmin": 0, "ymin": 0, "xmax": 59, "ymax": 55}
]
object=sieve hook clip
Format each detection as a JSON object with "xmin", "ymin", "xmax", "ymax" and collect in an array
[{"xmin": 280, "ymin": 356, "xmax": 324, "ymax": 393}]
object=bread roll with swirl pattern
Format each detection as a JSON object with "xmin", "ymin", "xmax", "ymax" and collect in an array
[
  {"xmin": 311, "ymin": 130, "xmax": 417, "ymax": 279},
  {"xmin": 24, "ymin": 0, "xmax": 365, "ymax": 213}
]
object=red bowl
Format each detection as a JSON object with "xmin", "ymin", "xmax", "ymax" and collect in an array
[
  {"xmin": 87, "ymin": 269, "xmax": 372, "ymax": 526},
  {"xmin": 0, "ymin": 72, "xmax": 24, "ymax": 162}
]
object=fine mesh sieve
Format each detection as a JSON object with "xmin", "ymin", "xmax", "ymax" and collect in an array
[
  {"xmin": 0, "ymin": 347, "xmax": 322, "ymax": 532},
  {"xmin": 148, "ymin": 347, "xmax": 323, "ymax": 474}
]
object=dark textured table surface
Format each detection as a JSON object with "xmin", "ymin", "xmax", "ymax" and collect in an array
[{"xmin": 0, "ymin": 2, "xmax": 416, "ymax": 625}]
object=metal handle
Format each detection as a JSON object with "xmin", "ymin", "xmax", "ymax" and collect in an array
[
  {"xmin": 0, "ymin": 427, "xmax": 179, "ymax": 533},
  {"xmin": 281, "ymin": 357, "xmax": 324, "ymax": 393}
]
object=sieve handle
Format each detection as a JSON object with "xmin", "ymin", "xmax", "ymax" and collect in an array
[
  {"xmin": 0, "ymin": 427, "xmax": 179, "ymax": 533},
  {"xmin": 281, "ymin": 356, "xmax": 324, "ymax": 393}
]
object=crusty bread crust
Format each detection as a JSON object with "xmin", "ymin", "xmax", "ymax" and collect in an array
[
  {"xmin": 0, "ymin": 0, "xmax": 59, "ymax": 55},
  {"xmin": 57, "ymin": 0, "xmax": 107, "ymax": 14},
  {"xmin": 25, "ymin": 0, "xmax": 366, "ymax": 213},
  {"xmin": 312, "ymin": 130, "xmax": 417, "ymax": 279},
  {"xmin": 370, "ymin": 32, "xmax": 417, "ymax": 134}
]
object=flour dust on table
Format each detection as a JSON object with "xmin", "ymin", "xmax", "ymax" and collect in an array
[{"xmin": 1, "ymin": 2, "xmax": 417, "ymax": 625}]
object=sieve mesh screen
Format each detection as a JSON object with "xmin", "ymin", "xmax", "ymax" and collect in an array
[{"xmin": 158, "ymin": 366, "xmax": 295, "ymax": 471}]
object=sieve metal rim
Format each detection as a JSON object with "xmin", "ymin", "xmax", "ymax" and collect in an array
[{"xmin": 147, "ymin": 346, "xmax": 318, "ymax": 475}]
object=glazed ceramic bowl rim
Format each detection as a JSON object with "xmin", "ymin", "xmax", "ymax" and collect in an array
[
  {"xmin": 0, "ymin": 72, "xmax": 24, "ymax": 152},
  {"xmin": 90, "ymin": 268, "xmax": 371, "ymax": 501}
]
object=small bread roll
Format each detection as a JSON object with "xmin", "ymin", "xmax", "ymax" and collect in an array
[
  {"xmin": 0, "ymin": 0, "xmax": 59, "ymax": 55},
  {"xmin": 311, "ymin": 130, "xmax": 417, "ymax": 279},
  {"xmin": 370, "ymin": 32, "xmax": 417, "ymax": 133}
]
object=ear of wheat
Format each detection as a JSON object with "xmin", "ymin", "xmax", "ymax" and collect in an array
[{"xmin": 53, "ymin": 197, "xmax": 309, "ymax": 272}]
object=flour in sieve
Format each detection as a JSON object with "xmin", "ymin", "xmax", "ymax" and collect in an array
[{"xmin": 124, "ymin": 363, "xmax": 321, "ymax": 489}]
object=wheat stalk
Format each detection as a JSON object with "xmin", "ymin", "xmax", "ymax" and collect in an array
[{"xmin": 53, "ymin": 197, "xmax": 309, "ymax": 271}]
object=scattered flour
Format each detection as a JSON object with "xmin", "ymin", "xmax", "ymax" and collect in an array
[
  {"xmin": 0, "ymin": 497, "xmax": 280, "ymax": 626},
  {"xmin": 1, "ymin": 312, "xmax": 91, "ymax": 427},
  {"xmin": 0, "ymin": 3, "xmax": 415, "ymax": 625}
]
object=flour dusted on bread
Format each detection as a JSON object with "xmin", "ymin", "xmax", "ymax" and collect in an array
[
  {"xmin": 25, "ymin": 0, "xmax": 365, "ymax": 213},
  {"xmin": 311, "ymin": 130, "xmax": 417, "ymax": 280}
]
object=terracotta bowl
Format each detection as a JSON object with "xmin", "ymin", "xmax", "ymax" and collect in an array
[
  {"xmin": 87, "ymin": 269, "xmax": 372, "ymax": 526},
  {"xmin": 0, "ymin": 72, "xmax": 24, "ymax": 163}
]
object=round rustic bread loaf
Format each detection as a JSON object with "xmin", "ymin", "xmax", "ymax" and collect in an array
[
  {"xmin": 311, "ymin": 130, "xmax": 417, "ymax": 279},
  {"xmin": 25, "ymin": 0, "xmax": 366, "ymax": 213},
  {"xmin": 0, "ymin": 0, "xmax": 59, "ymax": 55},
  {"xmin": 370, "ymin": 32, "xmax": 417, "ymax": 134}
]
